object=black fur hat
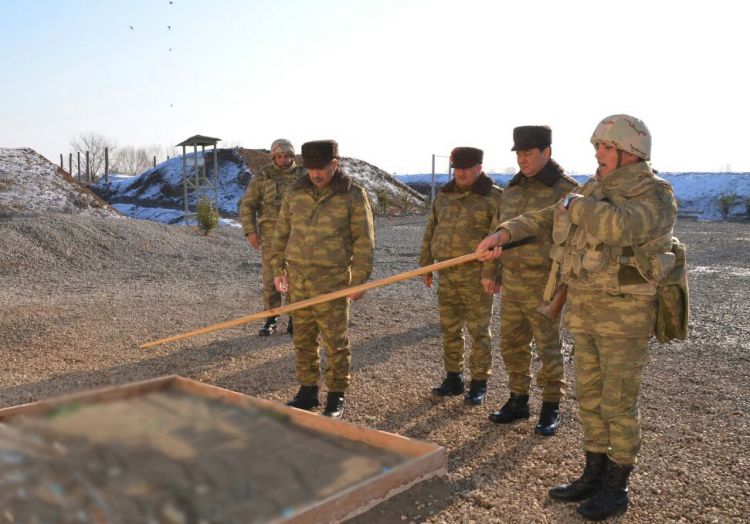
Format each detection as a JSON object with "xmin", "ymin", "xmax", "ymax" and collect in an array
[
  {"xmin": 511, "ymin": 126, "xmax": 552, "ymax": 151},
  {"xmin": 301, "ymin": 140, "xmax": 338, "ymax": 168},
  {"xmin": 450, "ymin": 147, "xmax": 484, "ymax": 168}
]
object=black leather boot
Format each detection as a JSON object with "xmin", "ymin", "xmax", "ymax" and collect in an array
[
  {"xmin": 488, "ymin": 393, "xmax": 530, "ymax": 423},
  {"xmin": 431, "ymin": 372, "xmax": 464, "ymax": 396},
  {"xmin": 535, "ymin": 401, "xmax": 562, "ymax": 436},
  {"xmin": 258, "ymin": 316, "xmax": 278, "ymax": 336},
  {"xmin": 549, "ymin": 452, "xmax": 608, "ymax": 502},
  {"xmin": 322, "ymin": 392, "xmax": 345, "ymax": 418},
  {"xmin": 465, "ymin": 380, "xmax": 487, "ymax": 405},
  {"xmin": 286, "ymin": 317, "xmax": 293, "ymax": 335},
  {"xmin": 286, "ymin": 385, "xmax": 319, "ymax": 410},
  {"xmin": 577, "ymin": 461, "xmax": 632, "ymax": 521}
]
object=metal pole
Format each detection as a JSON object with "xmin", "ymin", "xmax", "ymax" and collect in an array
[
  {"xmin": 153, "ymin": 155, "xmax": 156, "ymax": 167},
  {"xmin": 60, "ymin": 154, "xmax": 64, "ymax": 170},
  {"xmin": 68, "ymin": 153, "xmax": 72, "ymax": 177},
  {"xmin": 85, "ymin": 151, "xmax": 90, "ymax": 182},
  {"xmin": 104, "ymin": 147, "xmax": 109, "ymax": 183},
  {"xmin": 77, "ymin": 152, "xmax": 81, "ymax": 181},
  {"xmin": 431, "ymin": 154, "xmax": 436, "ymax": 203},
  {"xmin": 213, "ymin": 145, "xmax": 219, "ymax": 209},
  {"xmin": 182, "ymin": 145, "xmax": 188, "ymax": 221}
]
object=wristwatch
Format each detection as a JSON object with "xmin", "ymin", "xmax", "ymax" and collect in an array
[{"xmin": 562, "ymin": 194, "xmax": 577, "ymax": 210}]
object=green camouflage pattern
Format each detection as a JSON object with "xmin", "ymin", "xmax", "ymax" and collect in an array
[
  {"xmin": 500, "ymin": 291, "xmax": 564, "ymax": 401},
  {"xmin": 270, "ymin": 171, "xmax": 374, "ymax": 286},
  {"xmin": 239, "ymin": 162, "xmax": 305, "ymax": 309},
  {"xmin": 270, "ymin": 170, "xmax": 374, "ymax": 392},
  {"xmin": 419, "ymin": 174, "xmax": 502, "ymax": 380},
  {"xmin": 497, "ymin": 160, "xmax": 676, "ymax": 465},
  {"xmin": 499, "ymin": 161, "xmax": 677, "ymax": 337},
  {"xmin": 239, "ymin": 162, "xmax": 305, "ymax": 232},
  {"xmin": 419, "ymin": 174, "xmax": 503, "ymax": 280},
  {"xmin": 497, "ymin": 160, "xmax": 577, "ymax": 401},
  {"xmin": 287, "ymin": 265, "xmax": 352, "ymax": 391},
  {"xmin": 437, "ymin": 265, "xmax": 494, "ymax": 380},
  {"xmin": 498, "ymin": 161, "xmax": 579, "ymax": 294},
  {"xmin": 574, "ymin": 333, "xmax": 649, "ymax": 465}
]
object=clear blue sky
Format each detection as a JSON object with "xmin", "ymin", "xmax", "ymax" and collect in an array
[{"xmin": 1, "ymin": 0, "xmax": 748, "ymax": 174}]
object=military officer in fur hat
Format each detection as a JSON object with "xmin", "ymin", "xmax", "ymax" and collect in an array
[
  {"xmin": 270, "ymin": 140, "xmax": 375, "ymax": 418},
  {"xmin": 477, "ymin": 115, "xmax": 677, "ymax": 520},
  {"xmin": 419, "ymin": 147, "xmax": 503, "ymax": 405},
  {"xmin": 488, "ymin": 126, "xmax": 579, "ymax": 436},
  {"xmin": 240, "ymin": 138, "xmax": 305, "ymax": 336}
]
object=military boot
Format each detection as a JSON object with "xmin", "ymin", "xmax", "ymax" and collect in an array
[
  {"xmin": 488, "ymin": 393, "xmax": 530, "ymax": 423},
  {"xmin": 465, "ymin": 380, "xmax": 487, "ymax": 406},
  {"xmin": 431, "ymin": 372, "xmax": 464, "ymax": 396},
  {"xmin": 286, "ymin": 317, "xmax": 293, "ymax": 335},
  {"xmin": 535, "ymin": 401, "xmax": 562, "ymax": 436},
  {"xmin": 322, "ymin": 392, "xmax": 345, "ymax": 418},
  {"xmin": 549, "ymin": 452, "xmax": 608, "ymax": 502},
  {"xmin": 286, "ymin": 385, "xmax": 319, "ymax": 410},
  {"xmin": 258, "ymin": 316, "xmax": 278, "ymax": 336},
  {"xmin": 577, "ymin": 461, "xmax": 632, "ymax": 521}
]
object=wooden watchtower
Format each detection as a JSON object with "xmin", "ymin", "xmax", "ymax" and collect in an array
[{"xmin": 176, "ymin": 134, "xmax": 221, "ymax": 223}]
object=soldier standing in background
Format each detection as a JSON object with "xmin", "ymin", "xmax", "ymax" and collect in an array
[
  {"xmin": 477, "ymin": 115, "xmax": 677, "ymax": 520},
  {"xmin": 240, "ymin": 139, "xmax": 304, "ymax": 336},
  {"xmin": 488, "ymin": 126, "xmax": 579, "ymax": 436},
  {"xmin": 270, "ymin": 140, "xmax": 374, "ymax": 418},
  {"xmin": 419, "ymin": 147, "xmax": 503, "ymax": 406}
]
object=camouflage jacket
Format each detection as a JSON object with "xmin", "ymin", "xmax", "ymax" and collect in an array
[
  {"xmin": 419, "ymin": 173, "xmax": 503, "ymax": 281},
  {"xmin": 239, "ymin": 162, "xmax": 305, "ymax": 234},
  {"xmin": 499, "ymin": 159, "xmax": 579, "ymax": 293},
  {"xmin": 498, "ymin": 161, "xmax": 677, "ymax": 337},
  {"xmin": 270, "ymin": 170, "xmax": 375, "ymax": 286}
]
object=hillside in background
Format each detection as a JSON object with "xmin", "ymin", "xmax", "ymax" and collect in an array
[
  {"xmin": 398, "ymin": 172, "xmax": 750, "ymax": 221},
  {"xmin": 0, "ymin": 148, "xmax": 119, "ymax": 217},
  {"xmin": 91, "ymin": 148, "xmax": 425, "ymax": 224}
]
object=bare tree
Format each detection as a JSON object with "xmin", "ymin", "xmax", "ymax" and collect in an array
[
  {"xmin": 114, "ymin": 144, "xmax": 163, "ymax": 176},
  {"xmin": 69, "ymin": 132, "xmax": 117, "ymax": 182}
]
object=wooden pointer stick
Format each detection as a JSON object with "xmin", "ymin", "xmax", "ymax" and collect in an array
[{"xmin": 140, "ymin": 237, "xmax": 534, "ymax": 349}]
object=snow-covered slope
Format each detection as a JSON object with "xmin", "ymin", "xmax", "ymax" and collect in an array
[
  {"xmin": 93, "ymin": 148, "xmax": 425, "ymax": 224},
  {"xmin": 0, "ymin": 148, "xmax": 119, "ymax": 217},
  {"xmin": 397, "ymin": 172, "xmax": 750, "ymax": 221}
]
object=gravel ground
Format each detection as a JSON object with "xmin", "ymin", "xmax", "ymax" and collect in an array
[{"xmin": 1, "ymin": 213, "xmax": 748, "ymax": 523}]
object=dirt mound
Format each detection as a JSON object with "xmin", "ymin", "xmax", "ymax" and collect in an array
[{"xmin": 0, "ymin": 148, "xmax": 119, "ymax": 217}]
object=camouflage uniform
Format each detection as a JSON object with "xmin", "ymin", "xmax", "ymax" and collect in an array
[
  {"xmin": 498, "ymin": 161, "xmax": 677, "ymax": 465},
  {"xmin": 419, "ymin": 173, "xmax": 503, "ymax": 381},
  {"xmin": 239, "ymin": 162, "xmax": 304, "ymax": 310},
  {"xmin": 270, "ymin": 170, "xmax": 374, "ymax": 392},
  {"xmin": 499, "ymin": 160, "xmax": 579, "ymax": 402}
]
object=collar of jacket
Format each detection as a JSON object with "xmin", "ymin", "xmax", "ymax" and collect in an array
[
  {"xmin": 440, "ymin": 172, "xmax": 494, "ymax": 195},
  {"xmin": 596, "ymin": 161, "xmax": 653, "ymax": 192},
  {"xmin": 508, "ymin": 158, "xmax": 564, "ymax": 188},
  {"xmin": 265, "ymin": 161, "xmax": 299, "ymax": 175},
  {"xmin": 294, "ymin": 169, "xmax": 352, "ymax": 194}
]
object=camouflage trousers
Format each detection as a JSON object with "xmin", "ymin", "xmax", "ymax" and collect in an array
[
  {"xmin": 437, "ymin": 265, "xmax": 494, "ymax": 381},
  {"xmin": 573, "ymin": 333, "xmax": 649, "ymax": 465},
  {"xmin": 500, "ymin": 289, "xmax": 564, "ymax": 402},
  {"xmin": 287, "ymin": 265, "xmax": 351, "ymax": 392},
  {"xmin": 259, "ymin": 224, "xmax": 282, "ymax": 310}
]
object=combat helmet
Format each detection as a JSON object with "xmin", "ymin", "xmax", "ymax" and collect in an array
[{"xmin": 590, "ymin": 114, "xmax": 651, "ymax": 161}]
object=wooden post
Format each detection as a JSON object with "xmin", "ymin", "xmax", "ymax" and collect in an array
[
  {"xmin": 153, "ymin": 155, "xmax": 156, "ymax": 167},
  {"xmin": 77, "ymin": 152, "xmax": 81, "ymax": 181},
  {"xmin": 60, "ymin": 154, "xmax": 64, "ymax": 170},
  {"xmin": 68, "ymin": 153, "xmax": 72, "ymax": 176},
  {"xmin": 105, "ymin": 147, "xmax": 109, "ymax": 183},
  {"xmin": 86, "ymin": 151, "xmax": 90, "ymax": 182}
]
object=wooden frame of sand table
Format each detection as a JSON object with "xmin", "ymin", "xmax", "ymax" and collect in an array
[{"xmin": 0, "ymin": 375, "xmax": 446, "ymax": 523}]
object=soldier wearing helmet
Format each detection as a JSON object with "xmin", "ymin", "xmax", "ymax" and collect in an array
[
  {"xmin": 477, "ymin": 114, "xmax": 677, "ymax": 521},
  {"xmin": 240, "ymin": 139, "xmax": 305, "ymax": 336}
]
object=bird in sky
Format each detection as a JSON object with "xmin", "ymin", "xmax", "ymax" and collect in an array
[
  {"xmin": 129, "ymin": 25, "xmax": 134, "ymax": 30},
  {"xmin": 167, "ymin": 25, "xmax": 171, "ymax": 30}
]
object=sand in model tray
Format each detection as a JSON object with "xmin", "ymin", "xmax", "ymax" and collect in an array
[{"xmin": 0, "ymin": 389, "xmax": 408, "ymax": 523}]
